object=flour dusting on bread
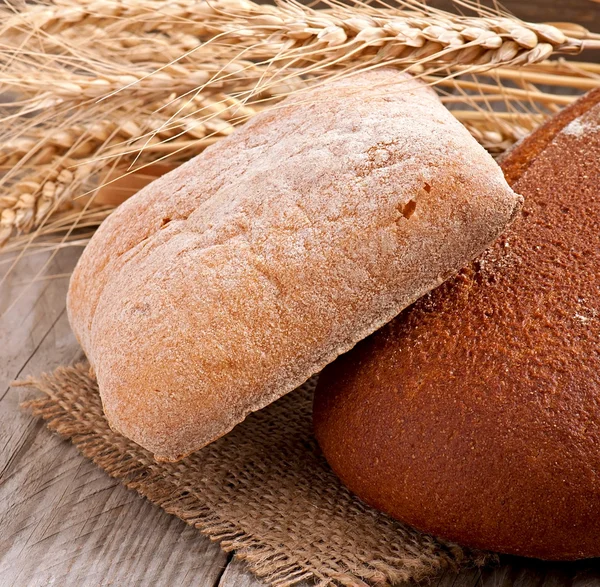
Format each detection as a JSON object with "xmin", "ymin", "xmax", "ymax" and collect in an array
[{"xmin": 67, "ymin": 69, "xmax": 521, "ymax": 461}]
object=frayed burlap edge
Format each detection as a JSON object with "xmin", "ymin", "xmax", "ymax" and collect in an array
[{"xmin": 18, "ymin": 363, "xmax": 495, "ymax": 587}]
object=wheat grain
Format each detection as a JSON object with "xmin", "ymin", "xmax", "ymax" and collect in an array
[
  {"xmin": 4, "ymin": 0, "xmax": 597, "ymax": 59},
  {"xmin": 460, "ymin": 119, "xmax": 531, "ymax": 153},
  {"xmin": 1, "ymin": 0, "xmax": 600, "ymax": 255},
  {"xmin": 1, "ymin": 60, "xmax": 264, "ymax": 102},
  {"xmin": 0, "ymin": 0, "xmax": 247, "ymax": 38},
  {"xmin": 3, "ymin": 1, "xmax": 599, "ymax": 104},
  {"xmin": 58, "ymin": 27, "xmax": 210, "ymax": 63},
  {"xmin": 0, "ymin": 93, "xmax": 260, "ymax": 246},
  {"xmin": 0, "ymin": 95, "xmax": 257, "ymax": 167}
]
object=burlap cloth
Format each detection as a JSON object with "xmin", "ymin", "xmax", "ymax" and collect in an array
[{"xmin": 20, "ymin": 363, "xmax": 492, "ymax": 587}]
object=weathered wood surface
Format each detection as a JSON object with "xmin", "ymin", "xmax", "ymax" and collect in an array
[{"xmin": 2, "ymin": 247, "xmax": 600, "ymax": 586}]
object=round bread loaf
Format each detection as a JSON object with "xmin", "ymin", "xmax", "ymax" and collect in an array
[{"xmin": 313, "ymin": 89, "xmax": 600, "ymax": 560}]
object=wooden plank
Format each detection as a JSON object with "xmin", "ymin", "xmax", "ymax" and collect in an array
[
  {"xmin": 571, "ymin": 565, "xmax": 600, "ymax": 587},
  {"xmin": 542, "ymin": 567, "xmax": 574, "ymax": 587},
  {"xmin": 0, "ymin": 434, "xmax": 229, "ymax": 586},
  {"xmin": 435, "ymin": 567, "xmax": 482, "ymax": 587},
  {"xmin": 0, "ymin": 248, "xmax": 79, "ymax": 391},
  {"xmin": 219, "ymin": 557, "xmax": 319, "ymax": 587},
  {"xmin": 0, "ymin": 247, "xmax": 81, "ymax": 475}
]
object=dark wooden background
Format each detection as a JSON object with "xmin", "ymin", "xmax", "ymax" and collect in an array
[{"xmin": 1, "ymin": 1, "xmax": 600, "ymax": 586}]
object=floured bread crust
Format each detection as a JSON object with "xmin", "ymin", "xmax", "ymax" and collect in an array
[{"xmin": 67, "ymin": 69, "xmax": 521, "ymax": 461}]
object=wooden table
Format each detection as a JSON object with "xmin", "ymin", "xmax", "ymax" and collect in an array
[{"xmin": 2, "ymin": 238, "xmax": 600, "ymax": 587}]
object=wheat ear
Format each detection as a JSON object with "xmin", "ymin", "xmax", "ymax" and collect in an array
[
  {"xmin": 0, "ymin": 92, "xmax": 260, "ymax": 246},
  {"xmin": 2, "ymin": 0, "xmax": 600, "ymax": 253},
  {"xmin": 5, "ymin": 0, "xmax": 598, "ymax": 63}
]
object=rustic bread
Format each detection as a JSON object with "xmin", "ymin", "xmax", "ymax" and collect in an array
[
  {"xmin": 313, "ymin": 89, "xmax": 600, "ymax": 560},
  {"xmin": 67, "ymin": 69, "xmax": 521, "ymax": 461}
]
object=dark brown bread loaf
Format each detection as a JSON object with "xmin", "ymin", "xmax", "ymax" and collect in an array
[{"xmin": 313, "ymin": 89, "xmax": 600, "ymax": 560}]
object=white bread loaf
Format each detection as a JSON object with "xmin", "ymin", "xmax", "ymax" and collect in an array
[{"xmin": 67, "ymin": 70, "xmax": 522, "ymax": 461}]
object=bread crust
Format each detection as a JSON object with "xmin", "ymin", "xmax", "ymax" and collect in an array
[
  {"xmin": 67, "ymin": 70, "xmax": 521, "ymax": 461},
  {"xmin": 313, "ymin": 89, "xmax": 600, "ymax": 559}
]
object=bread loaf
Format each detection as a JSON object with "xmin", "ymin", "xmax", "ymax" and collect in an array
[
  {"xmin": 313, "ymin": 89, "xmax": 600, "ymax": 560},
  {"xmin": 67, "ymin": 69, "xmax": 521, "ymax": 461}
]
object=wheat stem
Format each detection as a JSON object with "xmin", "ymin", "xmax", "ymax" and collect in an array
[
  {"xmin": 491, "ymin": 67, "xmax": 600, "ymax": 89},
  {"xmin": 431, "ymin": 76, "xmax": 578, "ymax": 105},
  {"xmin": 1, "ymin": 0, "xmax": 599, "ymax": 252}
]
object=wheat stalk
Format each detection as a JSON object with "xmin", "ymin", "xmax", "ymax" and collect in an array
[
  {"xmin": 4, "ymin": 0, "xmax": 598, "ymax": 58},
  {"xmin": 0, "ymin": 90, "xmax": 260, "ymax": 247},
  {"xmin": 4, "ymin": 0, "xmax": 598, "ymax": 117},
  {"xmin": 57, "ymin": 27, "xmax": 213, "ymax": 63},
  {"xmin": 0, "ymin": 0, "xmax": 247, "ymax": 38},
  {"xmin": 0, "ymin": 93, "xmax": 257, "ymax": 166},
  {"xmin": 0, "ymin": 207, "xmax": 113, "ymax": 259},
  {"xmin": 4, "ymin": 1, "xmax": 599, "ymax": 101},
  {"xmin": 1, "ymin": 0, "xmax": 600, "ymax": 257},
  {"xmin": 1, "ymin": 58, "xmax": 266, "ymax": 101}
]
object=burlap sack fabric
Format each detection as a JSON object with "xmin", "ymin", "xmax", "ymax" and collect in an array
[{"xmin": 20, "ymin": 363, "xmax": 491, "ymax": 587}]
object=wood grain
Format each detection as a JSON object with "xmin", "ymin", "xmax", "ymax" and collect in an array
[{"xmin": 219, "ymin": 559, "xmax": 272, "ymax": 587}]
